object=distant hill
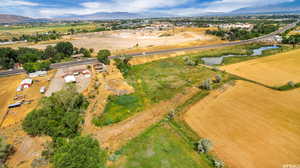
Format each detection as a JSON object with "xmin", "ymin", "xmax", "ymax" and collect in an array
[
  {"xmin": 0, "ymin": 14, "xmax": 49, "ymax": 24},
  {"xmin": 0, "ymin": 14, "xmax": 33, "ymax": 23}
]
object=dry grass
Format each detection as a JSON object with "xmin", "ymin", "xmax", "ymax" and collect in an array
[
  {"xmin": 0, "ymin": 71, "xmax": 55, "ymax": 128},
  {"xmin": 221, "ymin": 48, "xmax": 300, "ymax": 86},
  {"xmin": 184, "ymin": 81, "xmax": 300, "ymax": 168}
]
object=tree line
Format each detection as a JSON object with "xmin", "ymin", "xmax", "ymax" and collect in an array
[
  {"xmin": 206, "ymin": 24, "xmax": 279, "ymax": 41},
  {"xmin": 0, "ymin": 42, "xmax": 92, "ymax": 72}
]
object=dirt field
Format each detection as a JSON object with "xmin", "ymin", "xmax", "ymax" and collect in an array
[
  {"xmin": 0, "ymin": 72, "xmax": 54, "ymax": 168},
  {"xmin": 184, "ymin": 81, "xmax": 300, "ymax": 168},
  {"xmin": 24, "ymin": 27, "xmax": 223, "ymax": 53},
  {"xmin": 222, "ymin": 49, "xmax": 300, "ymax": 86},
  {"xmin": 45, "ymin": 65, "xmax": 91, "ymax": 96},
  {"xmin": 0, "ymin": 72, "xmax": 54, "ymax": 127}
]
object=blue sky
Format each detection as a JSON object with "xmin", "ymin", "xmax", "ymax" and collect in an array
[{"xmin": 0, "ymin": 0, "xmax": 298, "ymax": 18}]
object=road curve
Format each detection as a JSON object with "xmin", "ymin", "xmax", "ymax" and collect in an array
[{"xmin": 0, "ymin": 21, "xmax": 298, "ymax": 77}]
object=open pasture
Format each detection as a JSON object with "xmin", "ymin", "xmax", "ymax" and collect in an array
[
  {"xmin": 184, "ymin": 81, "xmax": 300, "ymax": 168},
  {"xmin": 222, "ymin": 48, "xmax": 300, "ymax": 86}
]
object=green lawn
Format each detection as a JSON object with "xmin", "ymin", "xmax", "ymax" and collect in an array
[
  {"xmin": 93, "ymin": 57, "xmax": 218, "ymax": 126},
  {"xmin": 109, "ymin": 122, "xmax": 213, "ymax": 168}
]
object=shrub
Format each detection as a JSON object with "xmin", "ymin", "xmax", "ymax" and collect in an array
[
  {"xmin": 197, "ymin": 138, "xmax": 213, "ymax": 153},
  {"xmin": 0, "ymin": 137, "xmax": 13, "ymax": 166},
  {"xmin": 214, "ymin": 74, "xmax": 222, "ymax": 83},
  {"xmin": 97, "ymin": 50, "xmax": 111, "ymax": 65},
  {"xmin": 212, "ymin": 159, "xmax": 224, "ymax": 168},
  {"xmin": 22, "ymin": 84, "xmax": 88, "ymax": 138},
  {"xmin": 114, "ymin": 56, "xmax": 132, "ymax": 76},
  {"xmin": 52, "ymin": 136, "xmax": 106, "ymax": 168},
  {"xmin": 200, "ymin": 79, "xmax": 212, "ymax": 90},
  {"xmin": 288, "ymin": 81, "xmax": 296, "ymax": 88}
]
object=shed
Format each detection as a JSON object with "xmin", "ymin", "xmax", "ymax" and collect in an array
[
  {"xmin": 40, "ymin": 86, "xmax": 46, "ymax": 94},
  {"xmin": 64, "ymin": 75, "xmax": 76, "ymax": 83},
  {"xmin": 20, "ymin": 78, "xmax": 33, "ymax": 89}
]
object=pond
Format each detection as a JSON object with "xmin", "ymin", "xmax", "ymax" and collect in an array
[{"xmin": 201, "ymin": 45, "xmax": 279, "ymax": 66}]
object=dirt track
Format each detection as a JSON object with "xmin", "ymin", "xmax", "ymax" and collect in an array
[{"xmin": 184, "ymin": 81, "xmax": 300, "ymax": 168}]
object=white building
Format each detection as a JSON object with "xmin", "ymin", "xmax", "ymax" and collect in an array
[{"xmin": 64, "ymin": 75, "xmax": 76, "ymax": 83}]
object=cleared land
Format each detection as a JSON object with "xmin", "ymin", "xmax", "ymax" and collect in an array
[
  {"xmin": 222, "ymin": 48, "xmax": 300, "ymax": 86},
  {"xmin": 27, "ymin": 27, "xmax": 223, "ymax": 53},
  {"xmin": 184, "ymin": 81, "xmax": 300, "ymax": 168},
  {"xmin": 109, "ymin": 123, "xmax": 212, "ymax": 168},
  {"xmin": 0, "ymin": 72, "xmax": 54, "ymax": 127}
]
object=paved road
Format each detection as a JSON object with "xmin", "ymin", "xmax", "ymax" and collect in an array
[{"xmin": 0, "ymin": 21, "xmax": 298, "ymax": 77}]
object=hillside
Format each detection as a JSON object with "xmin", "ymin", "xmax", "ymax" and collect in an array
[{"xmin": 0, "ymin": 14, "xmax": 33, "ymax": 24}]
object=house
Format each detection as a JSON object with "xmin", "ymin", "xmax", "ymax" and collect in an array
[{"xmin": 64, "ymin": 75, "xmax": 76, "ymax": 83}]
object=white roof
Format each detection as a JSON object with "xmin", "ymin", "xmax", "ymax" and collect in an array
[
  {"xmin": 21, "ymin": 78, "xmax": 32, "ymax": 85},
  {"xmin": 64, "ymin": 75, "xmax": 76, "ymax": 83}
]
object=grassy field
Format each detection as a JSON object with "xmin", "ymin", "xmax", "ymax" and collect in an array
[
  {"xmin": 184, "ymin": 81, "xmax": 300, "ymax": 168},
  {"xmin": 92, "ymin": 56, "xmax": 223, "ymax": 126},
  {"xmin": 109, "ymin": 122, "xmax": 213, "ymax": 168},
  {"xmin": 0, "ymin": 23, "xmax": 101, "ymax": 40},
  {"xmin": 222, "ymin": 47, "xmax": 300, "ymax": 87}
]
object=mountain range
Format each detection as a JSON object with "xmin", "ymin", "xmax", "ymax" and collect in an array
[{"xmin": 1, "ymin": 2, "xmax": 300, "ymax": 23}]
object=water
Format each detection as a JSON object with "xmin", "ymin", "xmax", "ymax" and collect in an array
[{"xmin": 201, "ymin": 45, "xmax": 279, "ymax": 66}]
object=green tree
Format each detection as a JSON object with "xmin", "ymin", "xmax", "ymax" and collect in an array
[
  {"xmin": 0, "ymin": 48, "xmax": 17, "ymax": 69},
  {"xmin": 44, "ymin": 45, "xmax": 57, "ymax": 59},
  {"xmin": 97, "ymin": 50, "xmax": 111, "ymax": 65},
  {"xmin": 23, "ymin": 62, "xmax": 35, "ymax": 73},
  {"xmin": 22, "ymin": 84, "xmax": 88, "ymax": 138},
  {"xmin": 55, "ymin": 42, "xmax": 74, "ymax": 57},
  {"xmin": 52, "ymin": 136, "xmax": 106, "ymax": 168},
  {"xmin": 79, "ymin": 48, "xmax": 91, "ymax": 57}
]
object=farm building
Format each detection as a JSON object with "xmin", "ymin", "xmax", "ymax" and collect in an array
[
  {"xmin": 21, "ymin": 78, "xmax": 33, "ymax": 89},
  {"xmin": 64, "ymin": 75, "xmax": 76, "ymax": 83},
  {"xmin": 29, "ymin": 71, "xmax": 47, "ymax": 78},
  {"xmin": 17, "ymin": 78, "xmax": 33, "ymax": 91}
]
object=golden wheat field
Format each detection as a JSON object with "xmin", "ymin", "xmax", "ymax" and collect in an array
[
  {"xmin": 221, "ymin": 49, "xmax": 300, "ymax": 87},
  {"xmin": 184, "ymin": 81, "xmax": 300, "ymax": 168}
]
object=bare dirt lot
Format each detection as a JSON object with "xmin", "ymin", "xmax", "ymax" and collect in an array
[
  {"xmin": 45, "ymin": 65, "xmax": 91, "ymax": 96},
  {"xmin": 27, "ymin": 27, "xmax": 223, "ymax": 54},
  {"xmin": 0, "ymin": 72, "xmax": 54, "ymax": 127},
  {"xmin": 0, "ymin": 73, "xmax": 54, "ymax": 168},
  {"xmin": 184, "ymin": 81, "xmax": 300, "ymax": 168},
  {"xmin": 222, "ymin": 49, "xmax": 300, "ymax": 86}
]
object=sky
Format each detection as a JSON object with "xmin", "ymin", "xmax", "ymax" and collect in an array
[{"xmin": 0, "ymin": 0, "xmax": 298, "ymax": 18}]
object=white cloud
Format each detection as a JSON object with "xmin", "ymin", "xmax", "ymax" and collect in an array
[
  {"xmin": 39, "ymin": 0, "xmax": 190, "ymax": 17},
  {"xmin": 39, "ymin": 0, "xmax": 294, "ymax": 17},
  {"xmin": 156, "ymin": 0, "xmax": 295, "ymax": 16},
  {"xmin": 0, "ymin": 0, "xmax": 40, "ymax": 6}
]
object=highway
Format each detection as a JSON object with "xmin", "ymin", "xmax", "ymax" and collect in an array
[{"xmin": 0, "ymin": 20, "xmax": 298, "ymax": 77}]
